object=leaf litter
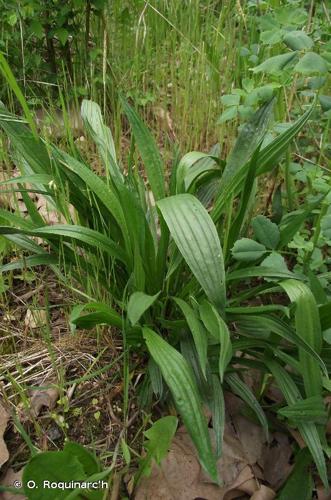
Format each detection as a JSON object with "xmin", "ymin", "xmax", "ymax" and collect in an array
[{"xmin": 135, "ymin": 393, "xmax": 294, "ymax": 500}]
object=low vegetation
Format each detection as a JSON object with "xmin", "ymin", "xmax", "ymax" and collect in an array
[{"xmin": 0, "ymin": 1, "xmax": 330, "ymax": 498}]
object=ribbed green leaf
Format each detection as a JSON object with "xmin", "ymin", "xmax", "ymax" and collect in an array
[
  {"xmin": 173, "ymin": 297, "xmax": 208, "ymax": 378},
  {"xmin": 70, "ymin": 302, "xmax": 123, "ymax": 329},
  {"xmin": 278, "ymin": 396, "xmax": 327, "ymax": 423},
  {"xmin": 281, "ymin": 280, "xmax": 323, "ymax": 398},
  {"xmin": 277, "ymin": 449, "xmax": 313, "ymax": 500},
  {"xmin": 279, "ymin": 197, "xmax": 324, "ymax": 248},
  {"xmin": 157, "ymin": 194, "xmax": 226, "ymax": 311},
  {"xmin": 199, "ymin": 301, "xmax": 232, "ymax": 382},
  {"xmin": 0, "ymin": 174, "xmax": 53, "ymax": 186},
  {"xmin": 0, "ymin": 254, "xmax": 57, "ymax": 272},
  {"xmin": 212, "ymin": 100, "xmax": 274, "ymax": 220},
  {"xmin": 121, "ymin": 99, "xmax": 165, "ymax": 200},
  {"xmin": 211, "ymin": 104, "xmax": 314, "ymax": 220},
  {"xmin": 127, "ymin": 291, "xmax": 160, "ymax": 326},
  {"xmin": 0, "ymin": 104, "xmax": 51, "ymax": 175},
  {"xmin": 0, "ymin": 225, "xmax": 128, "ymax": 265},
  {"xmin": 226, "ymin": 266, "xmax": 296, "ymax": 282},
  {"xmin": 176, "ymin": 152, "xmax": 221, "ymax": 193},
  {"xmin": 81, "ymin": 100, "xmax": 122, "ymax": 183},
  {"xmin": 225, "ymin": 373, "xmax": 268, "ymax": 438},
  {"xmin": 266, "ymin": 359, "xmax": 327, "ymax": 489},
  {"xmin": 232, "ymin": 313, "xmax": 326, "ymax": 375},
  {"xmin": 211, "ymin": 375, "xmax": 225, "ymax": 458},
  {"xmin": 143, "ymin": 327, "xmax": 218, "ymax": 482},
  {"xmin": 54, "ymin": 150, "xmax": 126, "ymax": 231},
  {"xmin": 257, "ymin": 104, "xmax": 314, "ymax": 175}
]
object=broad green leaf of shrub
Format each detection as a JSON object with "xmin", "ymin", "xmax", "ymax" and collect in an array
[
  {"xmin": 143, "ymin": 327, "xmax": 218, "ymax": 482},
  {"xmin": 283, "ymin": 31, "xmax": 313, "ymax": 51},
  {"xmin": 157, "ymin": 194, "xmax": 226, "ymax": 312},
  {"xmin": 127, "ymin": 291, "xmax": 160, "ymax": 326},
  {"xmin": 252, "ymin": 215, "xmax": 280, "ymax": 249},
  {"xmin": 253, "ymin": 52, "xmax": 297, "ymax": 74},
  {"xmin": 294, "ymin": 52, "xmax": 328, "ymax": 74},
  {"xmin": 22, "ymin": 442, "xmax": 102, "ymax": 499},
  {"xmin": 260, "ymin": 29, "xmax": 284, "ymax": 45},
  {"xmin": 135, "ymin": 416, "xmax": 178, "ymax": 483},
  {"xmin": 321, "ymin": 214, "xmax": 331, "ymax": 240},
  {"xmin": 231, "ymin": 238, "xmax": 267, "ymax": 262},
  {"xmin": 221, "ymin": 94, "xmax": 240, "ymax": 106},
  {"xmin": 260, "ymin": 252, "xmax": 289, "ymax": 281},
  {"xmin": 319, "ymin": 95, "xmax": 331, "ymax": 112},
  {"xmin": 217, "ymin": 105, "xmax": 238, "ymax": 124}
]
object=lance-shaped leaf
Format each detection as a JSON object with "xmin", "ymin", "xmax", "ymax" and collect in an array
[
  {"xmin": 212, "ymin": 99, "xmax": 274, "ymax": 220},
  {"xmin": 0, "ymin": 225, "xmax": 128, "ymax": 265},
  {"xmin": 143, "ymin": 327, "xmax": 218, "ymax": 482},
  {"xmin": 199, "ymin": 301, "xmax": 232, "ymax": 381},
  {"xmin": 81, "ymin": 100, "xmax": 122, "ymax": 183},
  {"xmin": 157, "ymin": 194, "xmax": 226, "ymax": 311},
  {"xmin": 280, "ymin": 280, "xmax": 323, "ymax": 399},
  {"xmin": 121, "ymin": 98, "xmax": 165, "ymax": 200},
  {"xmin": 266, "ymin": 359, "xmax": 328, "ymax": 489},
  {"xmin": 173, "ymin": 297, "xmax": 208, "ymax": 377},
  {"xmin": 127, "ymin": 291, "xmax": 160, "ymax": 326},
  {"xmin": 225, "ymin": 373, "xmax": 268, "ymax": 439}
]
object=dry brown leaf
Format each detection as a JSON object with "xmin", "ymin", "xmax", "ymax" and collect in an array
[
  {"xmin": 0, "ymin": 401, "xmax": 9, "ymax": 468},
  {"xmin": 0, "ymin": 468, "xmax": 26, "ymax": 500},
  {"xmin": 250, "ymin": 485, "xmax": 276, "ymax": 500},
  {"xmin": 29, "ymin": 387, "xmax": 59, "ymax": 418},
  {"xmin": 260, "ymin": 432, "xmax": 293, "ymax": 490},
  {"xmin": 24, "ymin": 309, "xmax": 47, "ymax": 329},
  {"xmin": 135, "ymin": 422, "xmax": 265, "ymax": 500},
  {"xmin": 135, "ymin": 408, "xmax": 293, "ymax": 500}
]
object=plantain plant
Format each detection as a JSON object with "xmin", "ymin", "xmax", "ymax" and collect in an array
[{"xmin": 0, "ymin": 91, "xmax": 330, "ymax": 487}]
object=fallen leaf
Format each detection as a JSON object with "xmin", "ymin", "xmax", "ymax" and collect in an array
[
  {"xmin": 135, "ymin": 423, "xmax": 265, "ymax": 499},
  {"xmin": 24, "ymin": 309, "xmax": 47, "ymax": 329},
  {"xmin": 29, "ymin": 387, "xmax": 59, "ymax": 418},
  {"xmin": 261, "ymin": 432, "xmax": 293, "ymax": 490},
  {"xmin": 135, "ymin": 406, "xmax": 293, "ymax": 500},
  {"xmin": 0, "ymin": 468, "xmax": 26, "ymax": 499},
  {"xmin": 0, "ymin": 401, "xmax": 9, "ymax": 468},
  {"xmin": 250, "ymin": 485, "xmax": 276, "ymax": 500}
]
